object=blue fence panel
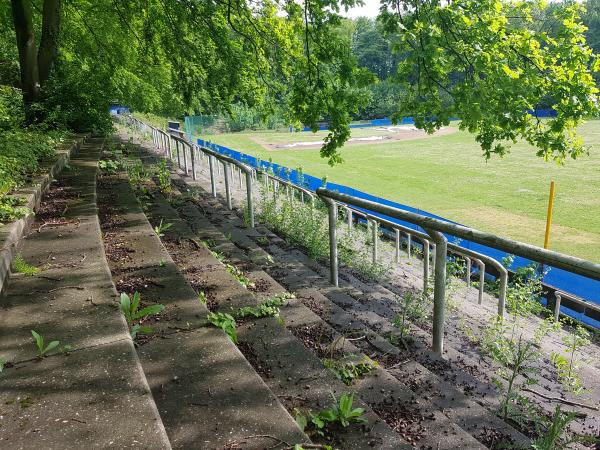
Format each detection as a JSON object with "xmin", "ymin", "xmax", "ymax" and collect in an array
[{"xmin": 196, "ymin": 137, "xmax": 599, "ymax": 328}]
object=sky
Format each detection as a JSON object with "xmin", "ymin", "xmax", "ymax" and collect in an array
[
  {"xmin": 341, "ymin": 0, "xmax": 380, "ymax": 18},
  {"xmin": 339, "ymin": 0, "xmax": 584, "ymax": 19}
]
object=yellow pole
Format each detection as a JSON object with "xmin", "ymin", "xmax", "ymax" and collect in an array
[{"xmin": 544, "ymin": 180, "xmax": 556, "ymax": 249}]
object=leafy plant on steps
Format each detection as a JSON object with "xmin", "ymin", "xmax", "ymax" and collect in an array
[
  {"xmin": 12, "ymin": 254, "xmax": 40, "ymax": 276},
  {"xmin": 236, "ymin": 293, "xmax": 293, "ymax": 319},
  {"xmin": 531, "ymin": 406, "xmax": 578, "ymax": 450},
  {"xmin": 98, "ymin": 159, "xmax": 121, "ymax": 173},
  {"xmin": 0, "ymin": 356, "xmax": 7, "ymax": 372},
  {"xmin": 153, "ymin": 220, "xmax": 173, "ymax": 238},
  {"xmin": 155, "ymin": 159, "xmax": 171, "ymax": 193},
  {"xmin": 120, "ymin": 292, "xmax": 165, "ymax": 340},
  {"xmin": 0, "ymin": 196, "xmax": 29, "ymax": 223},
  {"xmin": 550, "ymin": 325, "xmax": 591, "ymax": 395},
  {"xmin": 225, "ymin": 263, "xmax": 255, "ymax": 289},
  {"xmin": 31, "ymin": 330, "xmax": 61, "ymax": 358},
  {"xmin": 207, "ymin": 312, "xmax": 237, "ymax": 343},
  {"xmin": 392, "ymin": 292, "xmax": 428, "ymax": 344},
  {"xmin": 492, "ymin": 331, "xmax": 540, "ymax": 421},
  {"xmin": 295, "ymin": 392, "xmax": 367, "ymax": 438},
  {"xmin": 323, "ymin": 356, "xmax": 378, "ymax": 385}
]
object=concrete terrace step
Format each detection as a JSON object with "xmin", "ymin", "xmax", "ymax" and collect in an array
[
  {"xmin": 161, "ymin": 180, "xmax": 491, "ymax": 450},
  {"xmin": 96, "ymin": 144, "xmax": 308, "ymax": 450},
  {"xmin": 0, "ymin": 135, "xmax": 86, "ymax": 295},
  {"xmin": 0, "ymin": 139, "xmax": 171, "ymax": 449},
  {"xmin": 134, "ymin": 180, "xmax": 413, "ymax": 450},
  {"xmin": 125, "ymin": 139, "xmax": 501, "ymax": 448}
]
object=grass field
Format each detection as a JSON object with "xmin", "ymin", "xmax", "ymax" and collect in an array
[{"xmin": 201, "ymin": 121, "xmax": 600, "ymax": 263}]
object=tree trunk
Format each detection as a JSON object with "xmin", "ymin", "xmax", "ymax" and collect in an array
[
  {"xmin": 38, "ymin": 0, "xmax": 61, "ymax": 85},
  {"xmin": 11, "ymin": 0, "xmax": 40, "ymax": 104}
]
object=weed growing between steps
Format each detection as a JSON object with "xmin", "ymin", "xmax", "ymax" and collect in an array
[
  {"xmin": 207, "ymin": 312, "xmax": 238, "ymax": 343},
  {"xmin": 120, "ymin": 292, "xmax": 165, "ymax": 341},
  {"xmin": 255, "ymin": 180, "xmax": 388, "ymax": 282},
  {"xmin": 30, "ymin": 330, "xmax": 69, "ymax": 358},
  {"xmin": 551, "ymin": 326, "xmax": 591, "ymax": 395},
  {"xmin": 294, "ymin": 392, "xmax": 367, "ymax": 442},
  {"xmin": 323, "ymin": 355, "xmax": 378, "ymax": 385},
  {"xmin": 12, "ymin": 254, "xmax": 40, "ymax": 276},
  {"xmin": 206, "ymin": 293, "xmax": 295, "ymax": 343}
]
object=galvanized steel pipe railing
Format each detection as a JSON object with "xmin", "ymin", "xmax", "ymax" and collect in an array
[
  {"xmin": 317, "ymin": 188, "xmax": 600, "ymax": 354},
  {"xmin": 196, "ymin": 145, "xmax": 256, "ymax": 228},
  {"xmin": 256, "ymin": 169, "xmax": 315, "ymax": 205}
]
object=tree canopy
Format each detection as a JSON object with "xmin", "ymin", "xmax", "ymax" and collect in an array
[{"xmin": 2, "ymin": 0, "xmax": 599, "ymax": 164}]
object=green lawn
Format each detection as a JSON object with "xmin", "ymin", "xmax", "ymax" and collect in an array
[{"xmin": 200, "ymin": 121, "xmax": 600, "ymax": 263}]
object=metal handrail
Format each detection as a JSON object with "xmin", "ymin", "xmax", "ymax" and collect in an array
[
  {"xmin": 256, "ymin": 168, "xmax": 315, "ymax": 204},
  {"xmin": 170, "ymin": 134, "xmax": 195, "ymax": 178},
  {"xmin": 360, "ymin": 210, "xmax": 508, "ymax": 316},
  {"xmin": 196, "ymin": 145, "xmax": 256, "ymax": 228},
  {"xmin": 317, "ymin": 188, "xmax": 600, "ymax": 354}
]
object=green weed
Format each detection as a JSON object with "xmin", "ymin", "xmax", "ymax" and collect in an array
[
  {"xmin": 12, "ymin": 254, "xmax": 39, "ymax": 276},
  {"xmin": 98, "ymin": 159, "xmax": 121, "ymax": 173},
  {"xmin": 294, "ymin": 392, "xmax": 367, "ymax": 438},
  {"xmin": 120, "ymin": 292, "xmax": 165, "ymax": 340},
  {"xmin": 31, "ymin": 330, "xmax": 60, "ymax": 358},
  {"xmin": 0, "ymin": 196, "xmax": 29, "ymax": 223},
  {"xmin": 155, "ymin": 159, "xmax": 171, "ymax": 193},
  {"xmin": 225, "ymin": 263, "xmax": 255, "ymax": 289},
  {"xmin": 153, "ymin": 219, "xmax": 173, "ymax": 237},
  {"xmin": 531, "ymin": 406, "xmax": 578, "ymax": 450},
  {"xmin": 323, "ymin": 356, "xmax": 378, "ymax": 385},
  {"xmin": 392, "ymin": 292, "xmax": 429, "ymax": 344},
  {"xmin": 550, "ymin": 325, "xmax": 590, "ymax": 395},
  {"xmin": 207, "ymin": 311, "xmax": 237, "ymax": 343},
  {"xmin": 236, "ymin": 293, "xmax": 293, "ymax": 318}
]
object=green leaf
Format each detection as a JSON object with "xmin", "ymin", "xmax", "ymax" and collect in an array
[
  {"xmin": 339, "ymin": 392, "xmax": 353, "ymax": 414},
  {"xmin": 133, "ymin": 304, "xmax": 165, "ymax": 320},
  {"xmin": 294, "ymin": 411, "xmax": 307, "ymax": 431},
  {"xmin": 31, "ymin": 330, "xmax": 43, "ymax": 351},
  {"xmin": 43, "ymin": 341, "xmax": 60, "ymax": 355},
  {"xmin": 120, "ymin": 293, "xmax": 131, "ymax": 319},
  {"xmin": 131, "ymin": 291, "xmax": 141, "ymax": 313}
]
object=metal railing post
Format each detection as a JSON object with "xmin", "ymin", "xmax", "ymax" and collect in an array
[
  {"xmin": 554, "ymin": 292, "xmax": 562, "ymax": 322},
  {"xmin": 431, "ymin": 243, "xmax": 437, "ymax": 274},
  {"xmin": 209, "ymin": 155, "xmax": 217, "ymax": 197},
  {"xmin": 498, "ymin": 268, "xmax": 508, "ymax": 319},
  {"xmin": 325, "ymin": 199, "xmax": 339, "ymax": 286},
  {"xmin": 224, "ymin": 162, "xmax": 232, "ymax": 209},
  {"xmin": 245, "ymin": 171, "xmax": 255, "ymax": 228},
  {"xmin": 407, "ymin": 233, "xmax": 412, "ymax": 258},
  {"xmin": 183, "ymin": 143, "xmax": 189, "ymax": 175},
  {"xmin": 191, "ymin": 144, "xmax": 197, "ymax": 180},
  {"xmin": 372, "ymin": 219, "xmax": 378, "ymax": 264},
  {"xmin": 395, "ymin": 229, "xmax": 400, "ymax": 263},
  {"xmin": 423, "ymin": 239, "xmax": 430, "ymax": 293},
  {"xmin": 176, "ymin": 141, "xmax": 181, "ymax": 168},
  {"xmin": 465, "ymin": 257, "xmax": 471, "ymax": 288},
  {"xmin": 426, "ymin": 229, "xmax": 448, "ymax": 355},
  {"xmin": 476, "ymin": 259, "xmax": 485, "ymax": 304}
]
